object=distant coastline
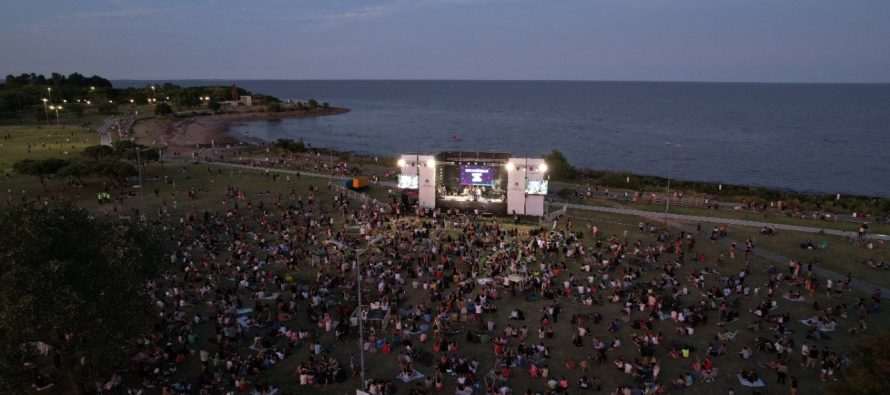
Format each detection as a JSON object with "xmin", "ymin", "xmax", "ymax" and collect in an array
[{"xmin": 135, "ymin": 107, "xmax": 349, "ymax": 153}]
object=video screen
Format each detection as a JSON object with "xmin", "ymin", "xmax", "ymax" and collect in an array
[
  {"xmin": 460, "ymin": 165, "xmax": 494, "ymax": 186},
  {"xmin": 525, "ymin": 179, "xmax": 548, "ymax": 195},
  {"xmin": 398, "ymin": 174, "xmax": 419, "ymax": 189}
]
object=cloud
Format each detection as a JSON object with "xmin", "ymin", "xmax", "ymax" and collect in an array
[{"xmin": 74, "ymin": 8, "xmax": 155, "ymax": 19}]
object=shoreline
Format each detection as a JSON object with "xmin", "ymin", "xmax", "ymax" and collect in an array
[
  {"xmin": 131, "ymin": 110, "xmax": 889, "ymax": 213},
  {"xmin": 136, "ymin": 107, "xmax": 349, "ymax": 154}
]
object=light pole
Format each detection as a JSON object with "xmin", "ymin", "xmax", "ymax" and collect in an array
[
  {"xmin": 663, "ymin": 143, "xmax": 680, "ymax": 225},
  {"xmin": 135, "ymin": 147, "xmax": 146, "ymax": 219},
  {"xmin": 49, "ymin": 106, "xmax": 62, "ymax": 126},
  {"xmin": 47, "ymin": 87, "xmax": 52, "ymax": 105},
  {"xmin": 328, "ymin": 234, "xmax": 383, "ymax": 391},
  {"xmin": 42, "ymin": 98, "xmax": 49, "ymax": 124}
]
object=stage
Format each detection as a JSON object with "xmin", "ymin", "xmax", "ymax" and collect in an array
[
  {"xmin": 397, "ymin": 152, "xmax": 548, "ymax": 216},
  {"xmin": 437, "ymin": 195, "xmax": 507, "ymax": 214}
]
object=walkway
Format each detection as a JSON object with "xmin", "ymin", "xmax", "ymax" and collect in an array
[
  {"xmin": 198, "ymin": 160, "xmax": 398, "ymax": 188},
  {"xmin": 556, "ymin": 201, "xmax": 890, "ymax": 241}
]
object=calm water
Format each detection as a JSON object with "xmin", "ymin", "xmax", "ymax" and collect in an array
[{"xmin": 116, "ymin": 80, "xmax": 890, "ymax": 196}]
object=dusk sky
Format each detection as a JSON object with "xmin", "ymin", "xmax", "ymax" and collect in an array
[{"xmin": 1, "ymin": 0, "xmax": 888, "ymax": 82}]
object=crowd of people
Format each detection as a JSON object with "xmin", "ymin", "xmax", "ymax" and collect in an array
[{"xmin": 21, "ymin": 158, "xmax": 882, "ymax": 395}]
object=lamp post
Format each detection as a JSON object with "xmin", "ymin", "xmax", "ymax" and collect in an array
[
  {"xmin": 42, "ymin": 98, "xmax": 49, "ymax": 124},
  {"xmin": 47, "ymin": 87, "xmax": 52, "ymax": 104},
  {"xmin": 135, "ymin": 147, "xmax": 147, "ymax": 220},
  {"xmin": 328, "ymin": 234, "xmax": 384, "ymax": 392},
  {"xmin": 663, "ymin": 143, "xmax": 680, "ymax": 225},
  {"xmin": 49, "ymin": 105, "xmax": 62, "ymax": 125}
]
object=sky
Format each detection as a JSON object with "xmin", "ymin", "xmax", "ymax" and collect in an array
[{"xmin": 1, "ymin": 0, "xmax": 889, "ymax": 82}]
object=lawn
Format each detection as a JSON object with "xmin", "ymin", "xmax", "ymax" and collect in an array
[
  {"xmin": 3, "ymin": 126, "xmax": 888, "ymax": 395},
  {"xmin": 0, "ymin": 126, "xmax": 99, "ymax": 171}
]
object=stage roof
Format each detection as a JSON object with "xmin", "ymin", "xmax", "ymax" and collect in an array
[{"xmin": 435, "ymin": 152, "xmax": 513, "ymax": 162}]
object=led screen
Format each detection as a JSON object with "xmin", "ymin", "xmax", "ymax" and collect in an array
[
  {"xmin": 398, "ymin": 174, "xmax": 419, "ymax": 189},
  {"xmin": 459, "ymin": 165, "xmax": 494, "ymax": 186},
  {"xmin": 525, "ymin": 179, "xmax": 548, "ymax": 195}
]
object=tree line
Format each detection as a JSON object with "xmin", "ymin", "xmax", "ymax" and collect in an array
[{"xmin": 12, "ymin": 141, "xmax": 159, "ymax": 190}]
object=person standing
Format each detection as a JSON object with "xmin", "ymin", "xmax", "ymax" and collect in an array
[{"xmin": 776, "ymin": 361, "xmax": 788, "ymax": 384}]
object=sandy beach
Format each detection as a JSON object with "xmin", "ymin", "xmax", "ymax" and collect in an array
[{"xmin": 133, "ymin": 107, "xmax": 349, "ymax": 154}]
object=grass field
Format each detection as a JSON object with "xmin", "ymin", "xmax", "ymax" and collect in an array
[
  {"xmin": 3, "ymin": 125, "xmax": 889, "ymax": 395},
  {"xmin": 0, "ymin": 126, "xmax": 99, "ymax": 171}
]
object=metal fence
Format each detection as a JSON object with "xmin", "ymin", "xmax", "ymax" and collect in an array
[
  {"xmin": 334, "ymin": 184, "xmax": 392, "ymax": 213},
  {"xmin": 541, "ymin": 203, "xmax": 568, "ymax": 224}
]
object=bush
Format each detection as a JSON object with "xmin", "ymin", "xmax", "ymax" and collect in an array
[
  {"xmin": 307, "ymin": 99, "xmax": 318, "ymax": 109},
  {"xmin": 543, "ymin": 150, "xmax": 577, "ymax": 181},
  {"xmin": 273, "ymin": 138, "xmax": 306, "ymax": 153},
  {"xmin": 154, "ymin": 103, "xmax": 173, "ymax": 116}
]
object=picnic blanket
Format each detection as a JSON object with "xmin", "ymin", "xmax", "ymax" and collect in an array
[
  {"xmin": 800, "ymin": 318, "xmax": 837, "ymax": 332},
  {"xmin": 405, "ymin": 324, "xmax": 429, "ymax": 335},
  {"xmin": 782, "ymin": 294, "xmax": 806, "ymax": 302},
  {"xmin": 737, "ymin": 374, "xmax": 765, "ymax": 387},
  {"xmin": 258, "ymin": 292, "xmax": 280, "ymax": 301},
  {"xmin": 397, "ymin": 369, "xmax": 425, "ymax": 383}
]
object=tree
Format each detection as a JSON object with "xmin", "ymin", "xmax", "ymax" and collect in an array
[
  {"xmin": 80, "ymin": 145, "xmax": 115, "ymax": 160},
  {"xmin": 207, "ymin": 100, "xmax": 221, "ymax": 112},
  {"xmin": 307, "ymin": 99, "xmax": 318, "ymax": 109},
  {"xmin": 90, "ymin": 158, "xmax": 137, "ymax": 185},
  {"xmin": 0, "ymin": 203, "xmax": 164, "ymax": 394},
  {"xmin": 95, "ymin": 99, "xmax": 117, "ymax": 115},
  {"xmin": 273, "ymin": 138, "xmax": 306, "ymax": 153},
  {"xmin": 111, "ymin": 141, "xmax": 159, "ymax": 163},
  {"xmin": 543, "ymin": 150, "xmax": 577, "ymax": 181},
  {"xmin": 66, "ymin": 102, "xmax": 85, "ymax": 121},
  {"xmin": 826, "ymin": 331, "xmax": 890, "ymax": 395},
  {"xmin": 266, "ymin": 102, "xmax": 282, "ymax": 112},
  {"xmin": 154, "ymin": 102, "xmax": 173, "ymax": 116},
  {"xmin": 12, "ymin": 158, "xmax": 70, "ymax": 190}
]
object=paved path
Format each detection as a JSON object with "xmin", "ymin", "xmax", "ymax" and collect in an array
[
  {"xmin": 96, "ymin": 114, "xmax": 154, "ymax": 146},
  {"xmin": 555, "ymin": 201, "xmax": 890, "ymax": 241},
  {"xmin": 198, "ymin": 160, "xmax": 399, "ymax": 188}
]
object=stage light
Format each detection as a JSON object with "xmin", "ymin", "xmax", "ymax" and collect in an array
[
  {"xmin": 397, "ymin": 159, "xmax": 406, "ymax": 167},
  {"xmin": 426, "ymin": 159, "xmax": 435, "ymax": 168},
  {"xmin": 505, "ymin": 162, "xmax": 514, "ymax": 171},
  {"xmin": 539, "ymin": 163, "xmax": 548, "ymax": 172}
]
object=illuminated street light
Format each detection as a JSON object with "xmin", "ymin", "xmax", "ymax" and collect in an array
[
  {"xmin": 505, "ymin": 162, "xmax": 514, "ymax": 171},
  {"xmin": 538, "ymin": 163, "xmax": 548, "ymax": 172},
  {"xmin": 42, "ymin": 98, "xmax": 49, "ymax": 124},
  {"xmin": 49, "ymin": 105, "xmax": 62, "ymax": 125}
]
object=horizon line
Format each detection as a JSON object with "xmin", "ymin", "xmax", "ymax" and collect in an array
[{"xmin": 104, "ymin": 77, "xmax": 890, "ymax": 85}]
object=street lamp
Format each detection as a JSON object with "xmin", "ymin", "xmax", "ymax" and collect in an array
[
  {"xmin": 663, "ymin": 143, "xmax": 680, "ymax": 225},
  {"xmin": 47, "ymin": 87, "xmax": 52, "ymax": 104},
  {"xmin": 135, "ymin": 147, "xmax": 149, "ymax": 220},
  {"xmin": 49, "ymin": 105, "xmax": 62, "ymax": 126},
  {"xmin": 42, "ymin": 98, "xmax": 49, "ymax": 124},
  {"xmin": 328, "ymin": 234, "xmax": 384, "ymax": 391}
]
